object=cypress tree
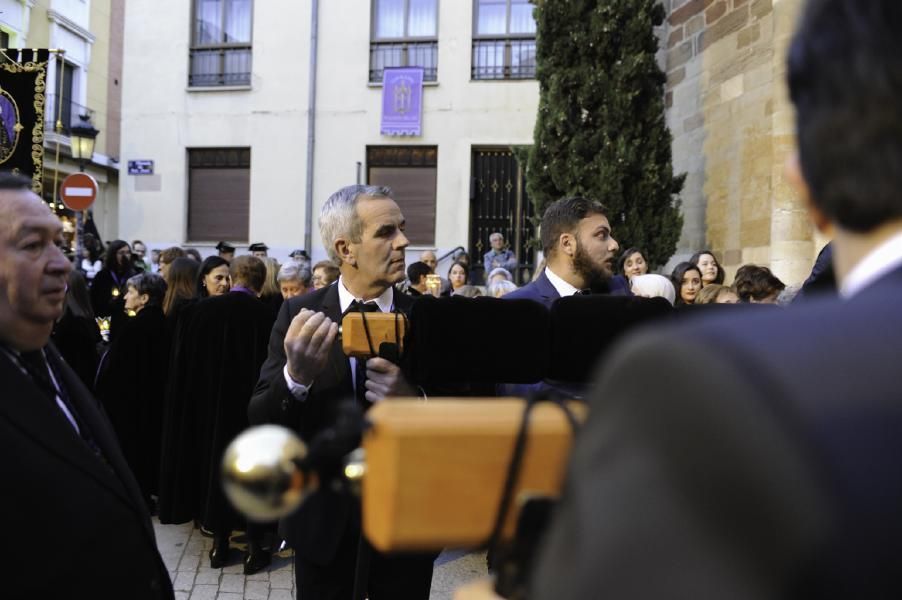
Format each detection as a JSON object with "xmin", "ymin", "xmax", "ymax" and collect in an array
[{"xmin": 526, "ymin": 0, "xmax": 685, "ymax": 269}]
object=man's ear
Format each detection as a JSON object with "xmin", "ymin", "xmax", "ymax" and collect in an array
[
  {"xmin": 558, "ymin": 232, "xmax": 576, "ymax": 258},
  {"xmin": 785, "ymin": 152, "xmax": 831, "ymax": 235},
  {"xmin": 334, "ymin": 238, "xmax": 356, "ymax": 266}
]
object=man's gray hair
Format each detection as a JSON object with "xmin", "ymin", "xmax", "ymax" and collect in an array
[
  {"xmin": 319, "ymin": 184, "xmax": 393, "ymax": 263},
  {"xmin": 277, "ymin": 260, "xmax": 312, "ymax": 287}
]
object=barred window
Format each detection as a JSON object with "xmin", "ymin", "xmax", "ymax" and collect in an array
[
  {"xmin": 472, "ymin": 0, "xmax": 537, "ymax": 80},
  {"xmin": 189, "ymin": 0, "xmax": 253, "ymax": 87},
  {"xmin": 370, "ymin": 0, "xmax": 439, "ymax": 83}
]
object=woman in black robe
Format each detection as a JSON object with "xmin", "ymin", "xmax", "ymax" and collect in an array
[
  {"xmin": 161, "ymin": 257, "xmax": 275, "ymax": 571},
  {"xmin": 158, "ymin": 254, "xmax": 231, "ymax": 516},
  {"xmin": 95, "ymin": 272, "xmax": 169, "ymax": 509},
  {"xmin": 158, "ymin": 258, "xmax": 201, "ymax": 525},
  {"xmin": 258, "ymin": 256, "xmax": 285, "ymax": 318},
  {"xmin": 90, "ymin": 240, "xmax": 137, "ymax": 319},
  {"xmin": 162, "ymin": 257, "xmax": 200, "ymax": 334},
  {"xmin": 52, "ymin": 270, "xmax": 101, "ymax": 390}
]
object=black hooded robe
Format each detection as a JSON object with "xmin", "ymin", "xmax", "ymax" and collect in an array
[
  {"xmin": 94, "ymin": 305, "xmax": 169, "ymax": 505},
  {"xmin": 158, "ymin": 291, "xmax": 274, "ymax": 533}
]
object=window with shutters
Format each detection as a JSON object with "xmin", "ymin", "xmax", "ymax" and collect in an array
[
  {"xmin": 187, "ymin": 148, "xmax": 251, "ymax": 242},
  {"xmin": 367, "ymin": 146, "xmax": 437, "ymax": 246}
]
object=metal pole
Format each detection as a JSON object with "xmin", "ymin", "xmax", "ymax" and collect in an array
[
  {"xmin": 514, "ymin": 160, "xmax": 523, "ymax": 284},
  {"xmin": 76, "ymin": 160, "xmax": 86, "ymax": 270},
  {"xmin": 303, "ymin": 0, "xmax": 320, "ymax": 255}
]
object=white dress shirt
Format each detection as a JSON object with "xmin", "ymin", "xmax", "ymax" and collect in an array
[
  {"xmin": 839, "ymin": 230, "xmax": 902, "ymax": 298},
  {"xmin": 544, "ymin": 266, "xmax": 580, "ymax": 298}
]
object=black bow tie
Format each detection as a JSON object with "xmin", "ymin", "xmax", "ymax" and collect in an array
[{"xmin": 348, "ymin": 300, "xmax": 381, "ymax": 313}]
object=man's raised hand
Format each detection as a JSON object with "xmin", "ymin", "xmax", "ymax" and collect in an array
[{"xmin": 284, "ymin": 309, "xmax": 339, "ymax": 386}]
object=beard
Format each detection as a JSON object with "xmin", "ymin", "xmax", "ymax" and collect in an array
[{"xmin": 572, "ymin": 241, "xmax": 613, "ymax": 293}]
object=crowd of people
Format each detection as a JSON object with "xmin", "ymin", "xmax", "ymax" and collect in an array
[
  {"xmin": 46, "ymin": 234, "xmax": 350, "ymax": 576},
  {"xmin": 6, "ymin": 182, "xmax": 832, "ymax": 598},
  {"xmin": 403, "ymin": 231, "xmax": 800, "ymax": 309},
  {"xmin": 4, "ymin": 1, "xmax": 899, "ymax": 597},
  {"xmin": 612, "ymin": 247, "xmax": 792, "ymax": 306},
  {"xmin": 41, "ymin": 193, "xmax": 825, "ymax": 586},
  {"xmin": 404, "ymin": 242, "xmax": 522, "ymax": 300}
]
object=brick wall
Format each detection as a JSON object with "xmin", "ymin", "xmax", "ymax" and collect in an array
[{"xmin": 663, "ymin": 0, "xmax": 819, "ymax": 285}]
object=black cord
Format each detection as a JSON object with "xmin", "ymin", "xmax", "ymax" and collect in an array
[
  {"xmin": 356, "ymin": 304, "xmax": 377, "ymax": 357},
  {"xmin": 483, "ymin": 396, "xmax": 580, "ymax": 556},
  {"xmin": 352, "ymin": 303, "xmax": 408, "ymax": 360}
]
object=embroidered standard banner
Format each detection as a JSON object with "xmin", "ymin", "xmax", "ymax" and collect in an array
[
  {"xmin": 381, "ymin": 67, "xmax": 424, "ymax": 136},
  {"xmin": 0, "ymin": 49, "xmax": 50, "ymax": 194}
]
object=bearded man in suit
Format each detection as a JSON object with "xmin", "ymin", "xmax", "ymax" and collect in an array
[
  {"xmin": 249, "ymin": 184, "xmax": 434, "ymax": 599},
  {"xmin": 505, "ymin": 196, "xmax": 624, "ymax": 308},
  {"xmin": 530, "ymin": 1, "xmax": 902, "ymax": 598},
  {"xmin": 0, "ymin": 173, "xmax": 173, "ymax": 598}
]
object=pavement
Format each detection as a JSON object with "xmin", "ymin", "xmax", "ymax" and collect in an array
[{"xmin": 154, "ymin": 518, "xmax": 488, "ymax": 600}]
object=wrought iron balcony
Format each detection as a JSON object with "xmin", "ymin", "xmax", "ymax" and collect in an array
[
  {"xmin": 472, "ymin": 37, "xmax": 537, "ymax": 80},
  {"xmin": 189, "ymin": 45, "xmax": 252, "ymax": 87},
  {"xmin": 369, "ymin": 41, "xmax": 438, "ymax": 83},
  {"xmin": 44, "ymin": 94, "xmax": 94, "ymax": 135}
]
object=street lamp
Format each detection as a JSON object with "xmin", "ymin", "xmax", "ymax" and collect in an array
[
  {"xmin": 69, "ymin": 113, "xmax": 99, "ymax": 170},
  {"xmin": 68, "ymin": 113, "xmax": 99, "ymax": 263}
]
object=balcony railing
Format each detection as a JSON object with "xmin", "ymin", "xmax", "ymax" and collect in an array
[
  {"xmin": 189, "ymin": 46, "xmax": 252, "ymax": 87},
  {"xmin": 44, "ymin": 94, "xmax": 94, "ymax": 134},
  {"xmin": 472, "ymin": 38, "xmax": 537, "ymax": 80},
  {"xmin": 369, "ymin": 41, "xmax": 438, "ymax": 83}
]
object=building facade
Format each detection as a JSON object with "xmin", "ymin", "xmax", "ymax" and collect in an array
[
  {"xmin": 119, "ymin": 0, "xmax": 540, "ymax": 280},
  {"xmin": 120, "ymin": 0, "xmax": 821, "ymax": 285},
  {"xmin": 2, "ymin": 0, "xmax": 122, "ymax": 245}
]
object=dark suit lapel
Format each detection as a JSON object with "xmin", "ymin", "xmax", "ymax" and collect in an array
[
  {"xmin": 536, "ymin": 271, "xmax": 561, "ymax": 303},
  {"xmin": 0, "ymin": 351, "xmax": 143, "ymax": 517}
]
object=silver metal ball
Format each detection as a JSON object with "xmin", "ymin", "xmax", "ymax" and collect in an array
[{"xmin": 221, "ymin": 425, "xmax": 310, "ymax": 521}]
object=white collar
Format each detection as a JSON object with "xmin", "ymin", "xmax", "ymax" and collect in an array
[
  {"xmin": 544, "ymin": 266, "xmax": 580, "ymax": 298},
  {"xmin": 336, "ymin": 276, "xmax": 394, "ymax": 313},
  {"xmin": 840, "ymin": 230, "xmax": 902, "ymax": 298}
]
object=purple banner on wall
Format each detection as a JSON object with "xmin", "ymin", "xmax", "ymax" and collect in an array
[{"xmin": 381, "ymin": 67, "xmax": 424, "ymax": 136}]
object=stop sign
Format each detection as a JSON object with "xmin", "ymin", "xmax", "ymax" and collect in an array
[{"xmin": 60, "ymin": 172, "xmax": 98, "ymax": 211}]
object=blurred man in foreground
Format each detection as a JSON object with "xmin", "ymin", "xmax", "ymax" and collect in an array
[
  {"xmin": 0, "ymin": 173, "xmax": 173, "ymax": 598},
  {"xmin": 531, "ymin": 1, "xmax": 902, "ymax": 597}
]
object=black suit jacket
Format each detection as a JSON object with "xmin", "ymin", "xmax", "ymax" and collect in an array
[
  {"xmin": 0, "ymin": 344, "xmax": 173, "ymax": 598},
  {"xmin": 249, "ymin": 282, "xmax": 414, "ymax": 566},
  {"xmin": 531, "ymin": 266, "xmax": 902, "ymax": 599}
]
